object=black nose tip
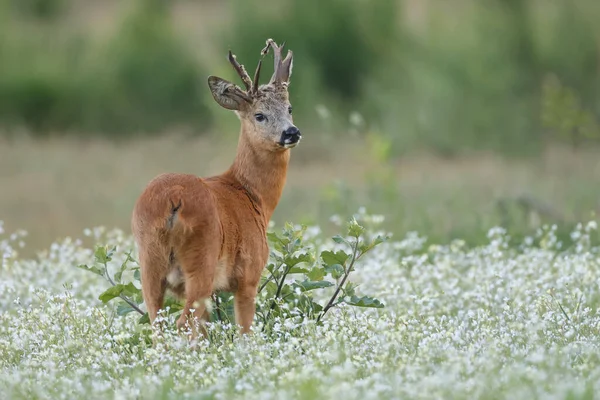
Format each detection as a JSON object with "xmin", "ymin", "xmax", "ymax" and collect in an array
[
  {"xmin": 280, "ymin": 126, "xmax": 302, "ymax": 147},
  {"xmin": 284, "ymin": 126, "xmax": 301, "ymax": 137}
]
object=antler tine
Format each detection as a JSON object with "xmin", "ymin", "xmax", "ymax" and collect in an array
[
  {"xmin": 277, "ymin": 49, "xmax": 293, "ymax": 84},
  {"xmin": 228, "ymin": 50, "xmax": 252, "ymax": 92},
  {"xmin": 271, "ymin": 41, "xmax": 283, "ymax": 84},
  {"xmin": 262, "ymin": 38, "xmax": 293, "ymax": 85},
  {"xmin": 251, "ymin": 58, "xmax": 263, "ymax": 95}
]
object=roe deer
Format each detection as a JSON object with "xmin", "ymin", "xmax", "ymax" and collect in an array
[{"xmin": 131, "ymin": 39, "xmax": 300, "ymax": 337}]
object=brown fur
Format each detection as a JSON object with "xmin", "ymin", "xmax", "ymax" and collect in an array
[{"xmin": 131, "ymin": 39, "xmax": 298, "ymax": 336}]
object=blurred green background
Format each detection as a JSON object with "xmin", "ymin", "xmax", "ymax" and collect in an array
[{"xmin": 1, "ymin": 0, "xmax": 599, "ymax": 253}]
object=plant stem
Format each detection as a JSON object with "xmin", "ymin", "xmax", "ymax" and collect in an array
[
  {"xmin": 274, "ymin": 264, "xmax": 291, "ymax": 300},
  {"xmin": 258, "ymin": 260, "xmax": 284, "ymax": 293},
  {"xmin": 119, "ymin": 294, "xmax": 145, "ymax": 315},
  {"xmin": 262, "ymin": 254, "xmax": 296, "ymax": 332},
  {"xmin": 317, "ymin": 238, "xmax": 360, "ymax": 324},
  {"xmin": 213, "ymin": 293, "xmax": 225, "ymax": 322},
  {"xmin": 104, "ymin": 263, "xmax": 144, "ymax": 316}
]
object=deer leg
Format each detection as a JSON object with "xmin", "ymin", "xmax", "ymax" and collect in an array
[
  {"xmin": 176, "ymin": 271, "xmax": 214, "ymax": 338},
  {"xmin": 175, "ymin": 242, "xmax": 219, "ymax": 339},
  {"xmin": 234, "ymin": 282, "xmax": 259, "ymax": 334},
  {"xmin": 139, "ymin": 249, "xmax": 168, "ymax": 324}
]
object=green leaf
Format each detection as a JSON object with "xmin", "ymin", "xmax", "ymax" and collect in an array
[
  {"xmin": 347, "ymin": 218, "xmax": 366, "ymax": 237},
  {"xmin": 344, "ymin": 295, "xmax": 385, "ymax": 308},
  {"xmin": 284, "ymin": 253, "xmax": 313, "ymax": 268},
  {"xmin": 261, "ymin": 281, "xmax": 279, "ymax": 297},
  {"xmin": 94, "ymin": 246, "xmax": 111, "ymax": 264},
  {"xmin": 332, "ymin": 235, "xmax": 347, "ymax": 244},
  {"xmin": 267, "ymin": 232, "xmax": 281, "ymax": 244},
  {"xmin": 343, "ymin": 282, "xmax": 357, "ymax": 297},
  {"xmin": 114, "ymin": 251, "xmax": 135, "ymax": 283},
  {"xmin": 138, "ymin": 313, "xmax": 150, "ymax": 324},
  {"xmin": 267, "ymin": 232, "xmax": 290, "ymax": 247},
  {"xmin": 133, "ymin": 269, "xmax": 141, "ymax": 282},
  {"xmin": 76, "ymin": 264, "xmax": 104, "ymax": 276},
  {"xmin": 294, "ymin": 280, "xmax": 334, "ymax": 292},
  {"xmin": 321, "ymin": 250, "xmax": 349, "ymax": 267},
  {"xmin": 306, "ymin": 266, "xmax": 326, "ymax": 281},
  {"xmin": 116, "ymin": 301, "xmax": 136, "ymax": 316},
  {"xmin": 98, "ymin": 282, "xmax": 138, "ymax": 303},
  {"xmin": 373, "ymin": 235, "xmax": 387, "ymax": 246},
  {"xmin": 359, "ymin": 235, "xmax": 388, "ymax": 253},
  {"xmin": 163, "ymin": 297, "xmax": 184, "ymax": 313},
  {"xmin": 289, "ymin": 266, "xmax": 310, "ymax": 274},
  {"xmin": 325, "ymin": 264, "xmax": 345, "ymax": 279}
]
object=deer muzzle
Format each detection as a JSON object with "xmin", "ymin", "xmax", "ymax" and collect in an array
[{"xmin": 280, "ymin": 126, "xmax": 302, "ymax": 148}]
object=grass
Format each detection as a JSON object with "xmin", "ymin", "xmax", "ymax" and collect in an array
[
  {"xmin": 1, "ymin": 211, "xmax": 599, "ymax": 399},
  {"xmin": 1, "ymin": 133, "xmax": 599, "ymax": 256}
]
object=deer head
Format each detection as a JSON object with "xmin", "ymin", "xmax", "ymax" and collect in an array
[{"xmin": 208, "ymin": 39, "xmax": 300, "ymax": 151}]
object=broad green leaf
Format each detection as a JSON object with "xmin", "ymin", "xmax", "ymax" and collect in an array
[
  {"xmin": 76, "ymin": 264, "xmax": 104, "ymax": 276},
  {"xmin": 99, "ymin": 286, "xmax": 124, "ymax": 303},
  {"xmin": 343, "ymin": 282, "xmax": 357, "ymax": 297},
  {"xmin": 115, "ymin": 251, "xmax": 134, "ymax": 282},
  {"xmin": 132, "ymin": 291, "xmax": 144, "ymax": 304},
  {"xmin": 373, "ymin": 235, "xmax": 388, "ymax": 246},
  {"xmin": 133, "ymin": 269, "xmax": 141, "ymax": 282},
  {"xmin": 325, "ymin": 264, "xmax": 345, "ymax": 279},
  {"xmin": 138, "ymin": 313, "xmax": 150, "ymax": 324},
  {"xmin": 98, "ymin": 282, "xmax": 138, "ymax": 303},
  {"xmin": 344, "ymin": 295, "xmax": 385, "ymax": 308},
  {"xmin": 306, "ymin": 266, "xmax": 326, "ymax": 281},
  {"xmin": 164, "ymin": 297, "xmax": 184, "ymax": 313},
  {"xmin": 309, "ymin": 301, "xmax": 323, "ymax": 313},
  {"xmin": 260, "ymin": 281, "xmax": 279, "ymax": 297},
  {"xmin": 94, "ymin": 246, "xmax": 110, "ymax": 264},
  {"xmin": 294, "ymin": 280, "xmax": 334, "ymax": 292},
  {"xmin": 289, "ymin": 266, "xmax": 310, "ymax": 274},
  {"xmin": 359, "ymin": 235, "xmax": 389, "ymax": 253},
  {"xmin": 347, "ymin": 218, "xmax": 366, "ymax": 237},
  {"xmin": 332, "ymin": 235, "xmax": 348, "ymax": 245},
  {"xmin": 284, "ymin": 253, "xmax": 313, "ymax": 268},
  {"xmin": 267, "ymin": 232, "xmax": 290, "ymax": 247},
  {"xmin": 267, "ymin": 232, "xmax": 281, "ymax": 244},
  {"xmin": 321, "ymin": 250, "xmax": 349, "ymax": 267},
  {"xmin": 116, "ymin": 301, "xmax": 136, "ymax": 316}
]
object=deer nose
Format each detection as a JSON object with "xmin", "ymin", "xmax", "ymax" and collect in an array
[
  {"xmin": 280, "ymin": 126, "xmax": 302, "ymax": 147},
  {"xmin": 284, "ymin": 126, "xmax": 301, "ymax": 137}
]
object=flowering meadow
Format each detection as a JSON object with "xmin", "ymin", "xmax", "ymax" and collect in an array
[{"xmin": 1, "ymin": 211, "xmax": 600, "ymax": 400}]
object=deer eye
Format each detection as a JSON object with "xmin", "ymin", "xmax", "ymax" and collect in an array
[
  {"xmin": 255, "ymin": 113, "xmax": 267, "ymax": 122},
  {"xmin": 288, "ymin": 106, "xmax": 293, "ymax": 114}
]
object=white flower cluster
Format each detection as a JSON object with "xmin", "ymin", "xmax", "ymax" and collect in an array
[{"xmin": 1, "ymin": 218, "xmax": 599, "ymax": 399}]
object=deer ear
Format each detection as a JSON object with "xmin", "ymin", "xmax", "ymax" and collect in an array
[{"xmin": 208, "ymin": 76, "xmax": 251, "ymax": 111}]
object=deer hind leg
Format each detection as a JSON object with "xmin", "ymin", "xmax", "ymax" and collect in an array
[
  {"xmin": 175, "ymin": 242, "xmax": 220, "ymax": 339},
  {"xmin": 139, "ymin": 248, "xmax": 169, "ymax": 324},
  {"xmin": 234, "ymin": 280, "xmax": 259, "ymax": 334}
]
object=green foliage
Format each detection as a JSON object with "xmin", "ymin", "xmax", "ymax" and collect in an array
[
  {"xmin": 256, "ymin": 220, "xmax": 386, "ymax": 330},
  {"xmin": 541, "ymin": 74, "xmax": 600, "ymax": 148},
  {"xmin": 0, "ymin": 0, "xmax": 211, "ymax": 136},
  {"xmin": 7, "ymin": 0, "xmax": 67, "ymax": 20},
  {"xmin": 84, "ymin": 0, "xmax": 211, "ymax": 134},
  {"xmin": 1, "ymin": 0, "xmax": 600, "ymax": 156},
  {"xmin": 225, "ymin": 0, "xmax": 401, "ymax": 115},
  {"xmin": 76, "ymin": 216, "xmax": 387, "ymax": 335}
]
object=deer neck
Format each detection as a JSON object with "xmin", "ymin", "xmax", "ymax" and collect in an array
[{"xmin": 227, "ymin": 130, "xmax": 290, "ymax": 223}]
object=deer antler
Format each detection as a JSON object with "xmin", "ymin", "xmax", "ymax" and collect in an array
[
  {"xmin": 228, "ymin": 50, "xmax": 253, "ymax": 92},
  {"xmin": 228, "ymin": 39, "xmax": 291, "ymax": 97},
  {"xmin": 251, "ymin": 58, "xmax": 263, "ymax": 95},
  {"xmin": 262, "ymin": 39, "xmax": 293, "ymax": 85}
]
